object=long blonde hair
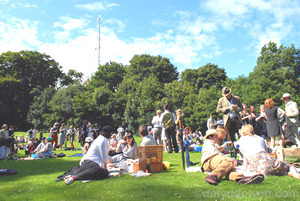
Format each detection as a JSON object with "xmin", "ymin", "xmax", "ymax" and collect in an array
[{"xmin": 240, "ymin": 124, "xmax": 254, "ymax": 136}]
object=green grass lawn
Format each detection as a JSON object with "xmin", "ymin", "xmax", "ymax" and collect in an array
[{"xmin": 0, "ymin": 132, "xmax": 300, "ymax": 201}]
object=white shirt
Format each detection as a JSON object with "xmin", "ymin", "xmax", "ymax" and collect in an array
[
  {"xmin": 80, "ymin": 135, "xmax": 110, "ymax": 168},
  {"xmin": 117, "ymin": 127, "xmax": 124, "ymax": 134},
  {"xmin": 239, "ymin": 135, "xmax": 267, "ymax": 158},
  {"xmin": 152, "ymin": 115, "xmax": 162, "ymax": 128},
  {"xmin": 141, "ymin": 135, "xmax": 156, "ymax": 146}
]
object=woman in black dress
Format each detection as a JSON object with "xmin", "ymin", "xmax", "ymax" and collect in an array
[{"xmin": 264, "ymin": 98, "xmax": 285, "ymax": 149}]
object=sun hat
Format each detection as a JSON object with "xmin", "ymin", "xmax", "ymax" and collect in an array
[
  {"xmin": 157, "ymin": 109, "xmax": 162, "ymax": 114},
  {"xmin": 281, "ymin": 93, "xmax": 291, "ymax": 100},
  {"xmin": 85, "ymin": 137, "xmax": 93, "ymax": 143},
  {"xmin": 204, "ymin": 129, "xmax": 219, "ymax": 140},
  {"xmin": 222, "ymin": 87, "xmax": 231, "ymax": 96},
  {"xmin": 2, "ymin": 124, "xmax": 8, "ymax": 128}
]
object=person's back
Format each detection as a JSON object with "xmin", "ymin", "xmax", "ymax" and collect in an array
[
  {"xmin": 141, "ymin": 135, "xmax": 156, "ymax": 146},
  {"xmin": 139, "ymin": 125, "xmax": 156, "ymax": 146},
  {"xmin": 81, "ymin": 135, "xmax": 109, "ymax": 168}
]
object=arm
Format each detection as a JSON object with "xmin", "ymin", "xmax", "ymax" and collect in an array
[
  {"xmin": 116, "ymin": 141, "xmax": 126, "ymax": 153},
  {"xmin": 133, "ymin": 143, "xmax": 138, "ymax": 160},
  {"xmin": 216, "ymin": 98, "xmax": 229, "ymax": 113},
  {"xmin": 278, "ymin": 107, "xmax": 286, "ymax": 119},
  {"xmin": 218, "ymin": 141, "xmax": 232, "ymax": 152}
]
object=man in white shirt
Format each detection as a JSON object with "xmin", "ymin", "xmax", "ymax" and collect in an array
[
  {"xmin": 152, "ymin": 110, "xmax": 163, "ymax": 145},
  {"xmin": 62, "ymin": 126, "xmax": 113, "ymax": 185},
  {"xmin": 139, "ymin": 126, "xmax": 156, "ymax": 146},
  {"xmin": 282, "ymin": 93, "xmax": 300, "ymax": 147}
]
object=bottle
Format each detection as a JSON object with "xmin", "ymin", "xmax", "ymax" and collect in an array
[
  {"xmin": 146, "ymin": 158, "xmax": 151, "ymax": 173},
  {"xmin": 230, "ymin": 145, "xmax": 236, "ymax": 158}
]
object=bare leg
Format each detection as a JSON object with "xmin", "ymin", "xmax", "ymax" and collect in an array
[
  {"xmin": 288, "ymin": 166, "xmax": 300, "ymax": 179},
  {"xmin": 270, "ymin": 137, "xmax": 275, "ymax": 148}
]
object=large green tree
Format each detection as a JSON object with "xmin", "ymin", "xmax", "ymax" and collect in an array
[
  {"xmin": 126, "ymin": 54, "xmax": 179, "ymax": 84},
  {"xmin": 0, "ymin": 51, "xmax": 64, "ymax": 129},
  {"xmin": 91, "ymin": 61, "xmax": 126, "ymax": 91},
  {"xmin": 181, "ymin": 63, "xmax": 227, "ymax": 91}
]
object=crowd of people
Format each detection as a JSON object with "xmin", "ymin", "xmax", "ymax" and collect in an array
[
  {"xmin": 1, "ymin": 86, "xmax": 300, "ymax": 187},
  {"xmin": 201, "ymin": 87, "xmax": 300, "ymax": 186}
]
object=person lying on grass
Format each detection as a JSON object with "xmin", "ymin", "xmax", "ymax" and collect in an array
[
  {"xmin": 239, "ymin": 124, "xmax": 300, "ymax": 179},
  {"xmin": 201, "ymin": 129, "xmax": 264, "ymax": 185},
  {"xmin": 57, "ymin": 126, "xmax": 115, "ymax": 185}
]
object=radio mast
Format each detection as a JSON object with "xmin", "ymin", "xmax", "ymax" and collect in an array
[{"xmin": 97, "ymin": 16, "xmax": 101, "ymax": 67}]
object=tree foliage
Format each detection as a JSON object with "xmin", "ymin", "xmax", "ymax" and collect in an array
[{"xmin": 3, "ymin": 43, "xmax": 300, "ymax": 134}]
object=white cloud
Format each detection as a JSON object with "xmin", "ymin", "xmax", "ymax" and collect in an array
[
  {"xmin": 105, "ymin": 19, "xmax": 125, "ymax": 33},
  {"xmin": 39, "ymin": 28, "xmax": 99, "ymax": 79},
  {"xmin": 10, "ymin": 2, "xmax": 38, "ymax": 8},
  {"xmin": 0, "ymin": 17, "xmax": 41, "ymax": 53},
  {"xmin": 75, "ymin": 2, "xmax": 118, "ymax": 12},
  {"xmin": 54, "ymin": 17, "xmax": 89, "ymax": 31}
]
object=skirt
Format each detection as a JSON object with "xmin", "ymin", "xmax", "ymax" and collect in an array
[
  {"xmin": 58, "ymin": 133, "xmax": 65, "ymax": 145},
  {"xmin": 247, "ymin": 152, "xmax": 290, "ymax": 176}
]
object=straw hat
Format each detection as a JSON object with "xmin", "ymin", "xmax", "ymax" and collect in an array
[
  {"xmin": 222, "ymin": 87, "xmax": 231, "ymax": 96},
  {"xmin": 281, "ymin": 93, "xmax": 291, "ymax": 100},
  {"xmin": 204, "ymin": 129, "xmax": 219, "ymax": 140}
]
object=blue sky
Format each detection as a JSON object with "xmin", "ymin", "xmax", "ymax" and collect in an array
[{"xmin": 1, "ymin": 0, "xmax": 300, "ymax": 79}]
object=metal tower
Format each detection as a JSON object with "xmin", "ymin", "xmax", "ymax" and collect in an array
[{"xmin": 98, "ymin": 16, "xmax": 101, "ymax": 67}]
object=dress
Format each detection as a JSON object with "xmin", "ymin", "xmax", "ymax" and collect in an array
[
  {"xmin": 264, "ymin": 106, "xmax": 282, "ymax": 137},
  {"xmin": 59, "ymin": 127, "xmax": 66, "ymax": 145}
]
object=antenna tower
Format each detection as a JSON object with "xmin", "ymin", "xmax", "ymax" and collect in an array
[{"xmin": 98, "ymin": 16, "xmax": 101, "ymax": 67}]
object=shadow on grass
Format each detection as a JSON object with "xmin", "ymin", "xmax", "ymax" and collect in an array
[{"xmin": 0, "ymin": 157, "xmax": 81, "ymax": 181}]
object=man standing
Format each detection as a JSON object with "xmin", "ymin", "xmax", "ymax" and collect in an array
[
  {"xmin": 152, "ymin": 109, "xmax": 163, "ymax": 145},
  {"xmin": 207, "ymin": 114, "xmax": 216, "ymax": 129},
  {"xmin": 162, "ymin": 104, "xmax": 178, "ymax": 153},
  {"xmin": 282, "ymin": 93, "xmax": 300, "ymax": 147},
  {"xmin": 216, "ymin": 87, "xmax": 243, "ymax": 142},
  {"xmin": 117, "ymin": 126, "xmax": 125, "ymax": 140},
  {"xmin": 50, "ymin": 123, "xmax": 59, "ymax": 150}
]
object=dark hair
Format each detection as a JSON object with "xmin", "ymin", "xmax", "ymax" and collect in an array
[
  {"xmin": 164, "ymin": 104, "xmax": 169, "ymax": 110},
  {"xmin": 139, "ymin": 126, "xmax": 148, "ymax": 137},
  {"xmin": 125, "ymin": 134, "xmax": 136, "ymax": 146},
  {"xmin": 100, "ymin": 126, "xmax": 113, "ymax": 139}
]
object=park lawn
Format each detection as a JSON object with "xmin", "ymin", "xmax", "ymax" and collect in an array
[{"xmin": 0, "ymin": 133, "xmax": 300, "ymax": 201}]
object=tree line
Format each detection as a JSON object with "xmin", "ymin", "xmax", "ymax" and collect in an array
[{"xmin": 1, "ymin": 41, "xmax": 300, "ymax": 134}]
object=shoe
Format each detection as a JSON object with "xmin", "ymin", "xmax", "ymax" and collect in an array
[
  {"xmin": 205, "ymin": 174, "xmax": 218, "ymax": 186},
  {"xmin": 64, "ymin": 175, "xmax": 75, "ymax": 185},
  {"xmin": 238, "ymin": 174, "xmax": 264, "ymax": 185}
]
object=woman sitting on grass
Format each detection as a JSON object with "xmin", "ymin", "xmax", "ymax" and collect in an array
[
  {"xmin": 33, "ymin": 137, "xmax": 52, "ymax": 158},
  {"xmin": 110, "ymin": 133, "xmax": 138, "ymax": 163},
  {"xmin": 239, "ymin": 124, "xmax": 300, "ymax": 179}
]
